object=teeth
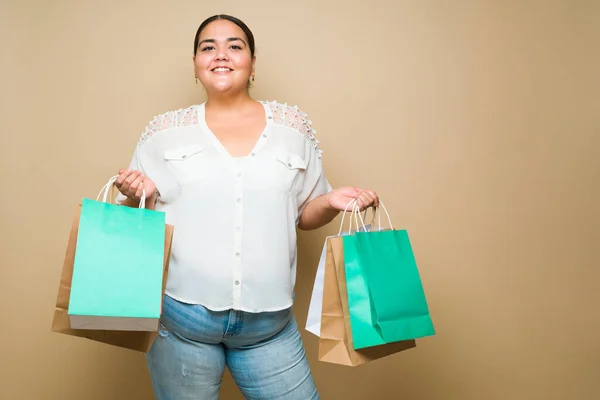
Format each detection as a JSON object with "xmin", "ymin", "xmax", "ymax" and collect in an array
[{"xmin": 214, "ymin": 68, "xmax": 230, "ymax": 72}]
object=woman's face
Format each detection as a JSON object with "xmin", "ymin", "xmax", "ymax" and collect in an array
[{"xmin": 193, "ymin": 19, "xmax": 255, "ymax": 94}]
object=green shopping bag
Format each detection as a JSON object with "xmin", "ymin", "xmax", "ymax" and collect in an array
[
  {"xmin": 67, "ymin": 176, "xmax": 167, "ymax": 331},
  {"xmin": 342, "ymin": 201, "xmax": 435, "ymax": 350}
]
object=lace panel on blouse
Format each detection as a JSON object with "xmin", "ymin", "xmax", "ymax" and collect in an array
[
  {"xmin": 139, "ymin": 106, "xmax": 199, "ymax": 144},
  {"xmin": 138, "ymin": 102, "xmax": 322, "ymax": 158},
  {"xmin": 263, "ymin": 100, "xmax": 323, "ymax": 158}
]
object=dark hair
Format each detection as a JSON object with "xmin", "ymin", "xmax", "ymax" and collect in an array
[{"xmin": 193, "ymin": 14, "xmax": 255, "ymax": 58}]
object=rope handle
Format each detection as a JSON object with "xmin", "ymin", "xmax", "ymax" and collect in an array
[
  {"xmin": 96, "ymin": 175, "xmax": 147, "ymax": 209},
  {"xmin": 337, "ymin": 198, "xmax": 394, "ymax": 236}
]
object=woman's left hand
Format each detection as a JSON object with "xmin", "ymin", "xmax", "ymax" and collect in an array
[{"xmin": 326, "ymin": 186, "xmax": 379, "ymax": 212}]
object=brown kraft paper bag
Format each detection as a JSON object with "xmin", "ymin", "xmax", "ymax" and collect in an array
[
  {"xmin": 50, "ymin": 204, "xmax": 174, "ymax": 352},
  {"xmin": 318, "ymin": 236, "xmax": 416, "ymax": 366}
]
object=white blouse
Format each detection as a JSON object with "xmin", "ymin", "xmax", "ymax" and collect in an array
[{"xmin": 116, "ymin": 100, "xmax": 332, "ymax": 312}]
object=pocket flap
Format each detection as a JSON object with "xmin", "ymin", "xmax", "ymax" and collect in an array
[
  {"xmin": 276, "ymin": 152, "xmax": 307, "ymax": 170},
  {"xmin": 163, "ymin": 144, "xmax": 203, "ymax": 161}
]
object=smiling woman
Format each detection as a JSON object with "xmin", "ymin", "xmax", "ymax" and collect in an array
[
  {"xmin": 193, "ymin": 15, "xmax": 257, "ymax": 90},
  {"xmin": 112, "ymin": 13, "xmax": 380, "ymax": 400}
]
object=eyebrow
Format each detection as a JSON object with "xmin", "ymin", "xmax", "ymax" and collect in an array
[{"xmin": 198, "ymin": 37, "xmax": 247, "ymax": 47}]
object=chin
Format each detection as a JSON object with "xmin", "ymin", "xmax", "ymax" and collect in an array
[{"xmin": 208, "ymin": 82, "xmax": 245, "ymax": 94}]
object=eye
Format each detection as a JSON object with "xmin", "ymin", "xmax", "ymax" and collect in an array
[
  {"xmin": 201, "ymin": 46, "xmax": 214, "ymax": 51},
  {"xmin": 230, "ymin": 44, "xmax": 243, "ymax": 50}
]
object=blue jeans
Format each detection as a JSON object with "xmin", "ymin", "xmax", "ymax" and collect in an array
[{"xmin": 146, "ymin": 295, "xmax": 320, "ymax": 399}]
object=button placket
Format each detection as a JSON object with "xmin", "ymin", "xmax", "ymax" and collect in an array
[{"xmin": 232, "ymin": 160, "xmax": 244, "ymax": 303}]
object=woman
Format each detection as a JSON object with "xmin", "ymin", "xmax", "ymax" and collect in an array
[{"xmin": 114, "ymin": 14, "xmax": 379, "ymax": 400}]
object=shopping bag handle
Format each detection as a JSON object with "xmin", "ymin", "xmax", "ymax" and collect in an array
[
  {"xmin": 338, "ymin": 199, "xmax": 376, "ymax": 236},
  {"xmin": 96, "ymin": 175, "xmax": 147, "ymax": 209},
  {"xmin": 337, "ymin": 199, "xmax": 377, "ymax": 236},
  {"xmin": 349, "ymin": 199, "xmax": 394, "ymax": 234}
]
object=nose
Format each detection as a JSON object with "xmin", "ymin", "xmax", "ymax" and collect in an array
[{"xmin": 215, "ymin": 46, "xmax": 229, "ymax": 61}]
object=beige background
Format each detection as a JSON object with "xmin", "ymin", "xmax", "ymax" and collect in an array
[{"xmin": 2, "ymin": 0, "xmax": 599, "ymax": 399}]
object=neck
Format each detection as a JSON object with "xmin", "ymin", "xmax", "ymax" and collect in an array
[{"xmin": 205, "ymin": 90, "xmax": 254, "ymax": 111}]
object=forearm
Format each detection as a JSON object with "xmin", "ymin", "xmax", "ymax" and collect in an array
[{"xmin": 297, "ymin": 194, "xmax": 339, "ymax": 231}]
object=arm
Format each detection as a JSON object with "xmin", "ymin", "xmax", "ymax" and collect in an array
[
  {"xmin": 297, "ymin": 194, "xmax": 340, "ymax": 231},
  {"xmin": 297, "ymin": 187, "xmax": 379, "ymax": 231},
  {"xmin": 114, "ymin": 111, "xmax": 182, "ymax": 209},
  {"xmin": 282, "ymin": 106, "xmax": 377, "ymax": 230}
]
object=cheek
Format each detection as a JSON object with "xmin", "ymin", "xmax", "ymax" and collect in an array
[
  {"xmin": 194, "ymin": 55, "xmax": 211, "ymax": 70},
  {"xmin": 232, "ymin": 55, "xmax": 252, "ymax": 69}
]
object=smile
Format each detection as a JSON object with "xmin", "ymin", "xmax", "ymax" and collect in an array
[{"xmin": 212, "ymin": 67, "xmax": 233, "ymax": 73}]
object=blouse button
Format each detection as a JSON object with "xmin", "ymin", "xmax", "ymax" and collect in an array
[
  {"xmin": 268, "ymin": 116, "xmax": 272, "ymax": 119},
  {"xmin": 250, "ymin": 152, "xmax": 256, "ymax": 156},
  {"xmin": 262, "ymin": 134, "xmax": 267, "ymax": 138},
  {"xmin": 235, "ymin": 280, "xmax": 240, "ymax": 285},
  {"xmin": 287, "ymin": 162, "xmax": 292, "ymax": 167}
]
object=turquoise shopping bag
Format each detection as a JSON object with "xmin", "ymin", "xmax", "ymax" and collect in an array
[
  {"xmin": 67, "ymin": 177, "xmax": 167, "ymax": 331},
  {"xmin": 342, "ymin": 202, "xmax": 435, "ymax": 350}
]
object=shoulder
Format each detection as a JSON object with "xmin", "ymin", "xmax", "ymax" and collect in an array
[
  {"xmin": 261, "ymin": 100, "xmax": 313, "ymax": 134},
  {"xmin": 261, "ymin": 100, "xmax": 322, "ymax": 158},
  {"xmin": 139, "ymin": 105, "xmax": 199, "ymax": 144}
]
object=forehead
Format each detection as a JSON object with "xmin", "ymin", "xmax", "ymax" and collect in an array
[{"xmin": 199, "ymin": 19, "xmax": 247, "ymax": 40}]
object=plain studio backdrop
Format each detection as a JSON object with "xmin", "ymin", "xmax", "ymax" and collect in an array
[{"xmin": 1, "ymin": 1, "xmax": 598, "ymax": 399}]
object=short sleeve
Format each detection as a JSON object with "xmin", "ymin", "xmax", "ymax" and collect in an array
[
  {"xmin": 296, "ymin": 144, "xmax": 332, "ymax": 218},
  {"xmin": 135, "ymin": 139, "xmax": 180, "ymax": 203},
  {"xmin": 264, "ymin": 101, "xmax": 332, "ymax": 220},
  {"xmin": 115, "ymin": 143, "xmax": 181, "ymax": 206}
]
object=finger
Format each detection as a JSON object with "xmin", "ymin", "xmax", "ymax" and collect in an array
[
  {"xmin": 359, "ymin": 192, "xmax": 374, "ymax": 209},
  {"xmin": 123, "ymin": 171, "xmax": 140, "ymax": 189},
  {"xmin": 115, "ymin": 169, "xmax": 133, "ymax": 187},
  {"xmin": 368, "ymin": 190, "xmax": 379, "ymax": 207},
  {"xmin": 115, "ymin": 172, "xmax": 126, "ymax": 188},
  {"xmin": 135, "ymin": 180, "xmax": 145, "ymax": 199},
  {"xmin": 357, "ymin": 195, "xmax": 369, "ymax": 211},
  {"xmin": 355, "ymin": 198, "xmax": 364, "ymax": 211},
  {"xmin": 129, "ymin": 174, "xmax": 145, "ymax": 197},
  {"xmin": 120, "ymin": 171, "xmax": 140, "ymax": 195}
]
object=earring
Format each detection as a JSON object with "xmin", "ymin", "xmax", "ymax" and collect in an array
[
  {"xmin": 251, "ymin": 75, "xmax": 255, "ymax": 82},
  {"xmin": 195, "ymin": 77, "xmax": 199, "ymax": 84}
]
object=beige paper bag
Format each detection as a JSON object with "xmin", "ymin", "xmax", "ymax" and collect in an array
[
  {"xmin": 318, "ymin": 236, "xmax": 416, "ymax": 366},
  {"xmin": 50, "ymin": 204, "xmax": 174, "ymax": 352}
]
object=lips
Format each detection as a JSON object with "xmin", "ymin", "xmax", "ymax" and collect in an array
[{"xmin": 211, "ymin": 67, "xmax": 233, "ymax": 73}]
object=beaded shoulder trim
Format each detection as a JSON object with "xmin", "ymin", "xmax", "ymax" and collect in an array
[
  {"xmin": 261, "ymin": 100, "xmax": 323, "ymax": 158},
  {"xmin": 138, "ymin": 102, "xmax": 323, "ymax": 159},
  {"xmin": 139, "ymin": 106, "xmax": 199, "ymax": 144}
]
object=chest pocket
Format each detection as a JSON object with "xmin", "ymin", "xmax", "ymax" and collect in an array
[
  {"xmin": 163, "ymin": 144, "xmax": 207, "ymax": 185},
  {"xmin": 269, "ymin": 150, "xmax": 307, "ymax": 195}
]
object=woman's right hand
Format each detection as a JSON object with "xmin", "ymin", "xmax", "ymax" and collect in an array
[{"xmin": 115, "ymin": 169, "xmax": 157, "ymax": 202}]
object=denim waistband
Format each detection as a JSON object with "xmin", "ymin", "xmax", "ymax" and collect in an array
[{"xmin": 160, "ymin": 294, "xmax": 294, "ymax": 348}]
